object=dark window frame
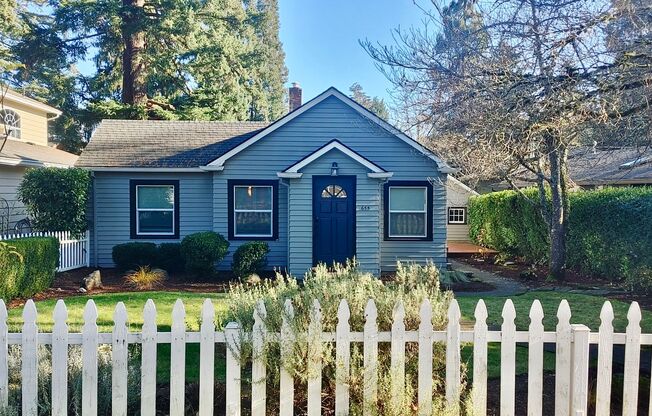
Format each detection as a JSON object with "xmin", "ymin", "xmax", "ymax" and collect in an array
[
  {"xmin": 383, "ymin": 180, "xmax": 433, "ymax": 241},
  {"xmin": 228, "ymin": 179, "xmax": 279, "ymax": 241},
  {"xmin": 130, "ymin": 179, "xmax": 180, "ymax": 239},
  {"xmin": 447, "ymin": 207, "xmax": 467, "ymax": 225}
]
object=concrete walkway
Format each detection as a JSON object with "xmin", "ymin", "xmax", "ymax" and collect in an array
[{"xmin": 449, "ymin": 259, "xmax": 528, "ymax": 297}]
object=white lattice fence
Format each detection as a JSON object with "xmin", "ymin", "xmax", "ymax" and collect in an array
[
  {"xmin": 0, "ymin": 231, "xmax": 90, "ymax": 272},
  {"xmin": 0, "ymin": 297, "xmax": 650, "ymax": 416}
]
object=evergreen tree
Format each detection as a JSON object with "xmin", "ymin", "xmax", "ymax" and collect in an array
[{"xmin": 349, "ymin": 83, "xmax": 389, "ymax": 120}]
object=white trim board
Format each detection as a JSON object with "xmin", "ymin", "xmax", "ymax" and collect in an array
[
  {"xmin": 204, "ymin": 87, "xmax": 455, "ymax": 173},
  {"xmin": 5, "ymin": 90, "xmax": 62, "ymax": 116}
]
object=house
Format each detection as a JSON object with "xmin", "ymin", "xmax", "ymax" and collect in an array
[
  {"xmin": 0, "ymin": 88, "xmax": 78, "ymax": 233},
  {"xmin": 76, "ymin": 86, "xmax": 455, "ymax": 275},
  {"xmin": 445, "ymin": 176, "xmax": 478, "ymax": 243}
]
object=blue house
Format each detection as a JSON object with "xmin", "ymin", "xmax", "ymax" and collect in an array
[{"xmin": 76, "ymin": 87, "xmax": 455, "ymax": 275}]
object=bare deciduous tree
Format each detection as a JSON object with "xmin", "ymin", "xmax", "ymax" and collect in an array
[{"xmin": 363, "ymin": 0, "xmax": 652, "ymax": 279}]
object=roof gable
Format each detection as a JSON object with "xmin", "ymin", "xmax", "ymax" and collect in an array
[{"xmin": 205, "ymin": 87, "xmax": 454, "ymax": 173}]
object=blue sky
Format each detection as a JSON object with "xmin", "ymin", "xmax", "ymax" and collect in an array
[{"xmin": 278, "ymin": 0, "xmax": 425, "ymax": 103}]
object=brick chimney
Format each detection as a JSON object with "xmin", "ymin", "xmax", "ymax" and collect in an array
[{"xmin": 289, "ymin": 82, "xmax": 302, "ymax": 112}]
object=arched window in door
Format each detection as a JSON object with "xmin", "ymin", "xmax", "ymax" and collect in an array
[
  {"xmin": 321, "ymin": 185, "xmax": 347, "ymax": 198},
  {"xmin": 0, "ymin": 109, "xmax": 20, "ymax": 139}
]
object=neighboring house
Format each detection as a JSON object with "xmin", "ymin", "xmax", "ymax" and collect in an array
[
  {"xmin": 0, "ymin": 88, "xmax": 78, "ymax": 233},
  {"xmin": 445, "ymin": 176, "xmax": 478, "ymax": 243},
  {"xmin": 76, "ymin": 86, "xmax": 455, "ymax": 275}
]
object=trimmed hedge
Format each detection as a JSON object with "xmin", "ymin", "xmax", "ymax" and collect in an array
[
  {"xmin": 112, "ymin": 242, "xmax": 158, "ymax": 271},
  {"xmin": 469, "ymin": 186, "xmax": 652, "ymax": 282},
  {"xmin": 156, "ymin": 243, "xmax": 183, "ymax": 273},
  {"xmin": 180, "ymin": 232, "xmax": 229, "ymax": 276},
  {"xmin": 232, "ymin": 241, "xmax": 270, "ymax": 278},
  {"xmin": 0, "ymin": 237, "xmax": 59, "ymax": 300}
]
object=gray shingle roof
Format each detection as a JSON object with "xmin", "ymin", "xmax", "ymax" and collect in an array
[
  {"xmin": 75, "ymin": 120, "xmax": 269, "ymax": 168},
  {"xmin": 569, "ymin": 146, "xmax": 652, "ymax": 185},
  {"xmin": 0, "ymin": 138, "xmax": 78, "ymax": 167}
]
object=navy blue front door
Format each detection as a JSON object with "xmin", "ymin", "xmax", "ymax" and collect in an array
[{"xmin": 313, "ymin": 176, "xmax": 356, "ymax": 266}]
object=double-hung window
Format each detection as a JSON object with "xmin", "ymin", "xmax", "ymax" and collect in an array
[
  {"xmin": 228, "ymin": 180, "xmax": 278, "ymax": 240},
  {"xmin": 384, "ymin": 181, "xmax": 433, "ymax": 240},
  {"xmin": 130, "ymin": 180, "xmax": 179, "ymax": 239}
]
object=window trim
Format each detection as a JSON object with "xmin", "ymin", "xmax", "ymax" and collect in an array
[
  {"xmin": 0, "ymin": 109, "xmax": 21, "ymax": 139},
  {"xmin": 447, "ymin": 207, "xmax": 467, "ymax": 225},
  {"xmin": 383, "ymin": 180, "xmax": 433, "ymax": 241},
  {"xmin": 130, "ymin": 180, "xmax": 180, "ymax": 239},
  {"xmin": 228, "ymin": 179, "xmax": 279, "ymax": 241}
]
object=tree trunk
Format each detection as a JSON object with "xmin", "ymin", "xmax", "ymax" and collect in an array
[
  {"xmin": 121, "ymin": 0, "xmax": 147, "ymax": 106},
  {"xmin": 547, "ymin": 138, "xmax": 569, "ymax": 280}
]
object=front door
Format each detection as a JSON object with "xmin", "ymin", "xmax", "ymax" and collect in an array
[{"xmin": 313, "ymin": 176, "xmax": 356, "ymax": 266}]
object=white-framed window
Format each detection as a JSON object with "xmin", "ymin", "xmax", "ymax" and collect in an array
[
  {"xmin": 0, "ymin": 109, "xmax": 21, "ymax": 139},
  {"xmin": 233, "ymin": 184, "xmax": 274, "ymax": 238},
  {"xmin": 387, "ymin": 185, "xmax": 428, "ymax": 238},
  {"xmin": 135, "ymin": 184, "xmax": 176, "ymax": 236},
  {"xmin": 448, "ymin": 207, "xmax": 467, "ymax": 224}
]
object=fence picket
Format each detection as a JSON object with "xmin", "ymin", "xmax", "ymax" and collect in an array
[
  {"xmin": 82, "ymin": 300, "xmax": 99, "ymax": 416},
  {"xmin": 363, "ymin": 299, "xmax": 378, "ymax": 416},
  {"xmin": 280, "ymin": 299, "xmax": 295, "ymax": 416},
  {"xmin": 390, "ymin": 301, "xmax": 406, "ymax": 414},
  {"xmin": 252, "ymin": 300, "xmax": 267, "ymax": 416},
  {"xmin": 472, "ymin": 300, "xmax": 488, "ymax": 416},
  {"xmin": 199, "ymin": 299, "xmax": 215, "ymax": 416},
  {"xmin": 307, "ymin": 300, "xmax": 322, "ymax": 416},
  {"xmin": 622, "ymin": 302, "xmax": 641, "ymax": 416},
  {"xmin": 225, "ymin": 322, "xmax": 241, "ymax": 416},
  {"xmin": 555, "ymin": 300, "xmax": 572, "ymax": 416},
  {"xmin": 336, "ymin": 299, "xmax": 351, "ymax": 416},
  {"xmin": 141, "ymin": 300, "xmax": 157, "ymax": 416},
  {"xmin": 595, "ymin": 302, "xmax": 613, "ymax": 416},
  {"xmin": 501, "ymin": 300, "xmax": 516, "ymax": 416},
  {"xmin": 170, "ymin": 300, "xmax": 186, "ymax": 416},
  {"xmin": 571, "ymin": 324, "xmax": 590, "ymax": 415},
  {"xmin": 445, "ymin": 299, "xmax": 461, "ymax": 411},
  {"xmin": 528, "ymin": 300, "xmax": 544, "ymax": 416},
  {"xmin": 21, "ymin": 299, "xmax": 38, "ymax": 416},
  {"xmin": 112, "ymin": 302, "xmax": 128, "ymax": 416},
  {"xmin": 52, "ymin": 300, "xmax": 69, "ymax": 416},
  {"xmin": 0, "ymin": 300, "xmax": 7, "ymax": 409},
  {"xmin": 418, "ymin": 300, "xmax": 433, "ymax": 415}
]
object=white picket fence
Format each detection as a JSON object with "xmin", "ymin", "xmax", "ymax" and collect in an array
[
  {"xmin": 0, "ymin": 297, "xmax": 651, "ymax": 416},
  {"xmin": 0, "ymin": 230, "xmax": 90, "ymax": 272}
]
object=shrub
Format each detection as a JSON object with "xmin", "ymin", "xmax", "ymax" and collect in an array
[
  {"xmin": 0, "ymin": 237, "xmax": 59, "ymax": 300},
  {"xmin": 232, "ymin": 241, "xmax": 270, "ymax": 278},
  {"xmin": 156, "ymin": 243, "xmax": 183, "ymax": 273},
  {"xmin": 112, "ymin": 243, "xmax": 158, "ymax": 271},
  {"xmin": 124, "ymin": 266, "xmax": 166, "ymax": 290},
  {"xmin": 180, "ymin": 232, "xmax": 229, "ymax": 276},
  {"xmin": 223, "ymin": 261, "xmax": 460, "ymax": 415},
  {"xmin": 17, "ymin": 168, "xmax": 91, "ymax": 236}
]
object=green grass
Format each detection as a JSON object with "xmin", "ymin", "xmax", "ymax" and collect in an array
[
  {"xmin": 456, "ymin": 291, "xmax": 652, "ymax": 333},
  {"xmin": 461, "ymin": 344, "xmax": 556, "ymax": 380}
]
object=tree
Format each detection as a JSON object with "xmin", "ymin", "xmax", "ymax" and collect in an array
[
  {"xmin": 363, "ymin": 0, "xmax": 652, "ymax": 279},
  {"xmin": 349, "ymin": 83, "xmax": 390, "ymax": 120}
]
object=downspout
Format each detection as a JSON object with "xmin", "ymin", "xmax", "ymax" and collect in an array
[
  {"xmin": 91, "ymin": 171, "xmax": 98, "ymax": 267},
  {"xmin": 279, "ymin": 178, "xmax": 290, "ymax": 273},
  {"xmin": 377, "ymin": 177, "xmax": 390, "ymax": 276}
]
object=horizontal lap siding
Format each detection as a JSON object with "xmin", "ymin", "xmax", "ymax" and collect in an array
[
  {"xmin": 93, "ymin": 172, "xmax": 213, "ymax": 267},
  {"xmin": 445, "ymin": 179, "xmax": 474, "ymax": 242},
  {"xmin": 0, "ymin": 166, "xmax": 27, "ymax": 231},
  {"xmin": 222, "ymin": 96, "xmax": 446, "ymax": 274}
]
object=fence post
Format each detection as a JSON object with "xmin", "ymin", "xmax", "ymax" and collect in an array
[
  {"xmin": 390, "ymin": 301, "xmax": 406, "ymax": 414},
  {"xmin": 528, "ymin": 300, "xmax": 544, "ymax": 416},
  {"xmin": 225, "ymin": 322, "xmax": 241, "ymax": 416},
  {"xmin": 141, "ymin": 300, "xmax": 157, "ymax": 416},
  {"xmin": 336, "ymin": 299, "xmax": 351, "ymax": 416},
  {"xmin": 445, "ymin": 299, "xmax": 461, "ymax": 412},
  {"xmin": 112, "ymin": 303, "xmax": 128, "ymax": 416},
  {"xmin": 307, "ymin": 300, "xmax": 322, "ymax": 416},
  {"xmin": 199, "ymin": 299, "xmax": 215, "ymax": 416},
  {"xmin": 472, "ymin": 300, "xmax": 488, "ymax": 416},
  {"xmin": 82, "ymin": 300, "xmax": 98, "ymax": 416},
  {"xmin": 280, "ymin": 299, "xmax": 295, "ymax": 416},
  {"xmin": 555, "ymin": 300, "xmax": 572, "ymax": 416},
  {"xmin": 501, "ymin": 300, "xmax": 516, "ymax": 416},
  {"xmin": 363, "ymin": 299, "xmax": 378, "ymax": 416},
  {"xmin": 170, "ymin": 300, "xmax": 186, "ymax": 416},
  {"xmin": 622, "ymin": 302, "xmax": 641, "ymax": 416},
  {"xmin": 570, "ymin": 324, "xmax": 590, "ymax": 416},
  {"xmin": 21, "ymin": 299, "xmax": 38, "ymax": 416},
  {"xmin": 0, "ymin": 300, "xmax": 7, "ymax": 409},
  {"xmin": 52, "ymin": 300, "xmax": 69, "ymax": 416},
  {"xmin": 595, "ymin": 301, "xmax": 613, "ymax": 416},
  {"xmin": 252, "ymin": 300, "xmax": 267, "ymax": 416},
  {"xmin": 418, "ymin": 299, "xmax": 433, "ymax": 415}
]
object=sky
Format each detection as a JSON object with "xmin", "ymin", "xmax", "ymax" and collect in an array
[{"xmin": 278, "ymin": 0, "xmax": 426, "ymax": 104}]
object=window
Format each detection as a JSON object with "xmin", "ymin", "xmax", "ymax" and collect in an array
[
  {"xmin": 448, "ymin": 207, "xmax": 466, "ymax": 224},
  {"xmin": 384, "ymin": 181, "xmax": 433, "ymax": 241},
  {"xmin": 228, "ymin": 180, "xmax": 278, "ymax": 240},
  {"xmin": 0, "ymin": 109, "xmax": 21, "ymax": 139},
  {"xmin": 130, "ymin": 180, "xmax": 179, "ymax": 239},
  {"xmin": 321, "ymin": 185, "xmax": 347, "ymax": 198}
]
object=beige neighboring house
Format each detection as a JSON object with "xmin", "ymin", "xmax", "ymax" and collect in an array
[
  {"xmin": 446, "ymin": 176, "xmax": 478, "ymax": 243},
  {"xmin": 0, "ymin": 88, "xmax": 78, "ymax": 233}
]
